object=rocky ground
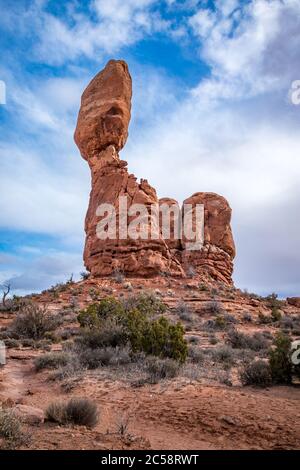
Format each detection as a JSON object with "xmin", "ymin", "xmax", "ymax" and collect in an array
[{"xmin": 0, "ymin": 275, "xmax": 299, "ymax": 450}]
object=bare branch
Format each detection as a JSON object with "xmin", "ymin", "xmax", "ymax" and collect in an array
[{"xmin": 1, "ymin": 282, "xmax": 11, "ymax": 307}]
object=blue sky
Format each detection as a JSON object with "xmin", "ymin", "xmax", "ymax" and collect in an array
[{"xmin": 0, "ymin": 0, "xmax": 300, "ymax": 297}]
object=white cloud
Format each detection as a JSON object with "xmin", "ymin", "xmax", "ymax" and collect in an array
[
  {"xmin": 0, "ymin": 142, "xmax": 89, "ymax": 240},
  {"xmin": 2, "ymin": 249, "xmax": 84, "ymax": 296},
  {"xmin": 189, "ymin": 0, "xmax": 300, "ymax": 99},
  {"xmin": 1, "ymin": 0, "xmax": 170, "ymax": 66}
]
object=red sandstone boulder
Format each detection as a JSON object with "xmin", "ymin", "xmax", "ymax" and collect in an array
[
  {"xmin": 181, "ymin": 193, "xmax": 235, "ymax": 284},
  {"xmin": 14, "ymin": 404, "xmax": 44, "ymax": 425},
  {"xmin": 74, "ymin": 59, "xmax": 132, "ymax": 159},
  {"xmin": 287, "ymin": 297, "xmax": 300, "ymax": 308}
]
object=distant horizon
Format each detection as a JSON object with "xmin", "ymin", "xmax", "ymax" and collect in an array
[{"xmin": 0, "ymin": 0, "xmax": 300, "ymax": 298}]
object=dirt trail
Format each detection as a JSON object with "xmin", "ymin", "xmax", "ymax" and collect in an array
[{"xmin": 0, "ymin": 351, "xmax": 40, "ymax": 403}]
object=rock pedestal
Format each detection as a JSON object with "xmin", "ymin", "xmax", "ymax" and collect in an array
[{"xmin": 74, "ymin": 60, "xmax": 235, "ymax": 284}]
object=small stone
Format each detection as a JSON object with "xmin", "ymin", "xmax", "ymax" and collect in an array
[
  {"xmin": 14, "ymin": 404, "xmax": 45, "ymax": 425},
  {"xmin": 221, "ymin": 415, "xmax": 236, "ymax": 426}
]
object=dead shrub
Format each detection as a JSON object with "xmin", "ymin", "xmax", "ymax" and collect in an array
[
  {"xmin": 145, "ymin": 356, "xmax": 181, "ymax": 383},
  {"xmin": 46, "ymin": 398, "xmax": 99, "ymax": 427},
  {"xmin": 240, "ymin": 360, "xmax": 272, "ymax": 387},
  {"xmin": 10, "ymin": 303, "xmax": 60, "ymax": 340},
  {"xmin": 0, "ymin": 408, "xmax": 27, "ymax": 449},
  {"xmin": 227, "ymin": 329, "xmax": 268, "ymax": 351},
  {"xmin": 34, "ymin": 352, "xmax": 72, "ymax": 371}
]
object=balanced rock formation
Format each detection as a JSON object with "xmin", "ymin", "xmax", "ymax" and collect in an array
[
  {"xmin": 75, "ymin": 60, "xmax": 183, "ymax": 277},
  {"xmin": 75, "ymin": 59, "xmax": 235, "ymax": 284}
]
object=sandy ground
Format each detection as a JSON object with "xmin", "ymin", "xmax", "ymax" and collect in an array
[{"xmin": 0, "ymin": 277, "xmax": 299, "ymax": 450}]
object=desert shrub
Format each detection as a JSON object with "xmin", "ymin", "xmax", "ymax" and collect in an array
[
  {"xmin": 271, "ymin": 306, "xmax": 282, "ymax": 322},
  {"xmin": 258, "ymin": 312, "xmax": 272, "ymax": 324},
  {"xmin": 176, "ymin": 301, "xmax": 193, "ymax": 323},
  {"xmin": 280, "ymin": 316, "xmax": 294, "ymax": 330},
  {"xmin": 209, "ymin": 335, "xmax": 218, "ymax": 345},
  {"xmin": 269, "ymin": 332, "xmax": 292, "ymax": 384},
  {"xmin": 77, "ymin": 297, "xmax": 124, "ymax": 328},
  {"xmin": 242, "ymin": 312, "xmax": 252, "ymax": 322},
  {"xmin": 4, "ymin": 338, "xmax": 20, "ymax": 348},
  {"xmin": 77, "ymin": 295, "xmax": 186, "ymax": 363},
  {"xmin": 48, "ymin": 355, "xmax": 84, "ymax": 382},
  {"xmin": 88, "ymin": 288, "xmax": 99, "ymax": 301},
  {"xmin": 203, "ymin": 316, "xmax": 227, "ymax": 331},
  {"xmin": 77, "ymin": 318, "xmax": 127, "ymax": 349},
  {"xmin": 10, "ymin": 303, "xmax": 60, "ymax": 340},
  {"xmin": 123, "ymin": 292, "xmax": 166, "ymax": 317},
  {"xmin": 46, "ymin": 398, "xmax": 99, "ymax": 428},
  {"xmin": 58, "ymin": 328, "xmax": 76, "ymax": 341},
  {"xmin": 262, "ymin": 330, "xmax": 273, "ymax": 340},
  {"xmin": 265, "ymin": 293, "xmax": 283, "ymax": 309},
  {"xmin": 188, "ymin": 335, "xmax": 200, "ymax": 344},
  {"xmin": 188, "ymin": 345, "xmax": 204, "ymax": 364},
  {"xmin": 79, "ymin": 347, "xmax": 113, "ymax": 368},
  {"xmin": 212, "ymin": 345, "xmax": 236, "ymax": 367},
  {"xmin": 0, "ymin": 408, "xmax": 25, "ymax": 449},
  {"xmin": 79, "ymin": 346, "xmax": 131, "ymax": 369},
  {"xmin": 223, "ymin": 313, "xmax": 237, "ymax": 324},
  {"xmin": 20, "ymin": 338, "xmax": 36, "ymax": 347},
  {"xmin": 112, "ymin": 268, "xmax": 125, "ymax": 284},
  {"xmin": 145, "ymin": 356, "xmax": 180, "ymax": 383},
  {"xmin": 198, "ymin": 283, "xmax": 209, "ymax": 292},
  {"xmin": 227, "ymin": 329, "xmax": 268, "ymax": 351},
  {"xmin": 240, "ymin": 360, "xmax": 272, "ymax": 387},
  {"xmin": 205, "ymin": 300, "xmax": 223, "ymax": 315},
  {"xmin": 128, "ymin": 314, "xmax": 187, "ymax": 363},
  {"xmin": 215, "ymin": 315, "xmax": 227, "ymax": 329},
  {"xmin": 34, "ymin": 352, "xmax": 71, "ymax": 371}
]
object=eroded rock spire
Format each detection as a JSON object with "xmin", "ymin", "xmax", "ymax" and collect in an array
[{"xmin": 74, "ymin": 59, "xmax": 235, "ymax": 283}]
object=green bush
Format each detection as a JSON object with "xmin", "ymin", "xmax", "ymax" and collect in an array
[
  {"xmin": 123, "ymin": 292, "xmax": 166, "ymax": 317},
  {"xmin": 126, "ymin": 314, "xmax": 187, "ymax": 363},
  {"xmin": 77, "ymin": 297, "xmax": 124, "ymax": 328},
  {"xmin": 269, "ymin": 332, "xmax": 292, "ymax": 384},
  {"xmin": 77, "ymin": 295, "xmax": 186, "ymax": 363},
  {"xmin": 240, "ymin": 360, "xmax": 272, "ymax": 387},
  {"xmin": 146, "ymin": 317, "xmax": 187, "ymax": 362},
  {"xmin": 265, "ymin": 293, "xmax": 283, "ymax": 309},
  {"xmin": 215, "ymin": 315, "xmax": 227, "ymax": 329},
  {"xmin": 271, "ymin": 306, "xmax": 282, "ymax": 322}
]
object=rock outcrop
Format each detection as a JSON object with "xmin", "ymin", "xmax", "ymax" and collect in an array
[
  {"xmin": 181, "ymin": 192, "xmax": 235, "ymax": 284},
  {"xmin": 75, "ymin": 59, "xmax": 235, "ymax": 284},
  {"xmin": 287, "ymin": 297, "xmax": 300, "ymax": 308}
]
